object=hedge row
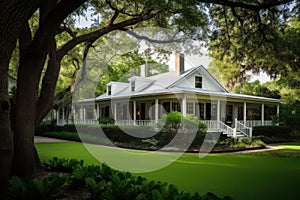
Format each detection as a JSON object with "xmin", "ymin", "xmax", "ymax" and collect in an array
[
  {"xmin": 37, "ymin": 124, "xmax": 208, "ymax": 149},
  {"xmin": 252, "ymin": 126, "xmax": 293, "ymax": 137}
]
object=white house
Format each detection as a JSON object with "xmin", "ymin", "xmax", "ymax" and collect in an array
[{"xmin": 58, "ymin": 54, "xmax": 280, "ymax": 138}]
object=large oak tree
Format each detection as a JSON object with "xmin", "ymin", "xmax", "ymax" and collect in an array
[{"xmin": 0, "ymin": 0, "xmax": 296, "ymax": 196}]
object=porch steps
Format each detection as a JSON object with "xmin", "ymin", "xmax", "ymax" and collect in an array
[{"xmin": 227, "ymin": 131, "xmax": 247, "ymax": 139}]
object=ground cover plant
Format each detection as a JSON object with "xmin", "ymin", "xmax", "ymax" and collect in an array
[
  {"xmin": 35, "ymin": 142, "xmax": 300, "ymax": 200},
  {"xmin": 9, "ymin": 157, "xmax": 231, "ymax": 200}
]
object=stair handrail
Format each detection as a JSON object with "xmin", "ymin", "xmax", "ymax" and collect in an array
[
  {"xmin": 218, "ymin": 121, "xmax": 236, "ymax": 137},
  {"xmin": 235, "ymin": 118, "xmax": 252, "ymax": 138}
]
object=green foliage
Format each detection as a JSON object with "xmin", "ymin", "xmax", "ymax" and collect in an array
[
  {"xmin": 41, "ymin": 157, "xmax": 231, "ymax": 200},
  {"xmin": 71, "ymin": 165, "xmax": 101, "ymax": 188},
  {"xmin": 9, "ymin": 174, "xmax": 68, "ymax": 200},
  {"xmin": 157, "ymin": 112, "xmax": 206, "ymax": 133},
  {"xmin": 85, "ymin": 177, "xmax": 106, "ymax": 200},
  {"xmin": 233, "ymin": 80, "xmax": 280, "ymax": 99},
  {"xmin": 279, "ymin": 103, "xmax": 300, "ymax": 130},
  {"xmin": 43, "ymin": 157, "xmax": 84, "ymax": 173},
  {"xmin": 215, "ymin": 137, "xmax": 265, "ymax": 151},
  {"xmin": 253, "ymin": 126, "xmax": 293, "ymax": 138},
  {"xmin": 98, "ymin": 116, "xmax": 115, "ymax": 124}
]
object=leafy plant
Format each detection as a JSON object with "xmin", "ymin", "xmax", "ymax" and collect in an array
[
  {"xmin": 43, "ymin": 157, "xmax": 84, "ymax": 173},
  {"xmin": 98, "ymin": 116, "xmax": 115, "ymax": 124},
  {"xmin": 9, "ymin": 174, "xmax": 68, "ymax": 200},
  {"xmin": 71, "ymin": 165, "xmax": 100, "ymax": 188},
  {"xmin": 85, "ymin": 177, "xmax": 106, "ymax": 200}
]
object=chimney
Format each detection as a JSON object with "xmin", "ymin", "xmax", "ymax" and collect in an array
[
  {"xmin": 175, "ymin": 53, "xmax": 184, "ymax": 75},
  {"xmin": 140, "ymin": 64, "xmax": 148, "ymax": 78}
]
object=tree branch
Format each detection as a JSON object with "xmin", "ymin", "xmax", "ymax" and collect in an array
[
  {"xmin": 200, "ymin": 0, "xmax": 294, "ymax": 11},
  {"xmin": 122, "ymin": 28, "xmax": 184, "ymax": 44},
  {"xmin": 57, "ymin": 12, "xmax": 158, "ymax": 60}
]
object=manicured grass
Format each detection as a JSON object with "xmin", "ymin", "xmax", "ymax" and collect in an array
[
  {"xmin": 253, "ymin": 142, "xmax": 300, "ymax": 158},
  {"xmin": 36, "ymin": 142, "xmax": 300, "ymax": 200}
]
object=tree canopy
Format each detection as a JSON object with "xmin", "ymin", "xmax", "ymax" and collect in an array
[{"xmin": 0, "ymin": 0, "xmax": 299, "ymax": 196}]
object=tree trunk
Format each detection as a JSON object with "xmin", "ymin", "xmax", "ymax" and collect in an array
[
  {"xmin": 0, "ymin": 72, "xmax": 14, "ymax": 198},
  {"xmin": 0, "ymin": 0, "xmax": 38, "ymax": 195}
]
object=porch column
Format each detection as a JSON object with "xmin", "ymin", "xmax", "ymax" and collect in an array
[
  {"xmin": 72, "ymin": 108, "xmax": 76, "ymax": 121},
  {"xmin": 204, "ymin": 102, "xmax": 206, "ymax": 119},
  {"xmin": 155, "ymin": 98, "xmax": 159, "ymax": 122},
  {"xmin": 217, "ymin": 100, "xmax": 221, "ymax": 122},
  {"xmin": 80, "ymin": 106, "xmax": 83, "ymax": 120},
  {"xmin": 243, "ymin": 102, "xmax": 247, "ymax": 125},
  {"xmin": 113, "ymin": 103, "xmax": 117, "ymax": 121},
  {"xmin": 96, "ymin": 104, "xmax": 100, "ymax": 119},
  {"xmin": 62, "ymin": 107, "xmax": 65, "ymax": 120},
  {"xmin": 133, "ymin": 100, "xmax": 137, "ymax": 125},
  {"xmin": 261, "ymin": 103, "xmax": 265, "ymax": 126},
  {"xmin": 56, "ymin": 108, "xmax": 60, "ymax": 125},
  {"xmin": 182, "ymin": 94, "xmax": 187, "ymax": 116},
  {"xmin": 83, "ymin": 107, "xmax": 86, "ymax": 120}
]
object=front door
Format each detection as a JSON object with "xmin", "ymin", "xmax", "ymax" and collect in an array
[
  {"xmin": 141, "ymin": 103, "xmax": 146, "ymax": 120},
  {"xmin": 226, "ymin": 105, "xmax": 233, "ymax": 126},
  {"xmin": 206, "ymin": 103, "xmax": 211, "ymax": 120}
]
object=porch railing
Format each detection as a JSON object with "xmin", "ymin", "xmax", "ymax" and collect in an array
[
  {"xmin": 115, "ymin": 120, "xmax": 155, "ymax": 126},
  {"xmin": 235, "ymin": 119, "xmax": 252, "ymax": 138},
  {"xmin": 201, "ymin": 120, "xmax": 236, "ymax": 137},
  {"xmin": 57, "ymin": 119, "xmax": 98, "ymax": 126},
  {"xmin": 238, "ymin": 120, "xmax": 273, "ymax": 127}
]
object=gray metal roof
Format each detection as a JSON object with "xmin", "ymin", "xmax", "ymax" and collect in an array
[{"xmin": 78, "ymin": 66, "xmax": 280, "ymax": 104}]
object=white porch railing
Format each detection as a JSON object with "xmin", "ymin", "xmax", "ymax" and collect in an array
[
  {"xmin": 235, "ymin": 119, "xmax": 252, "ymax": 138},
  {"xmin": 201, "ymin": 120, "xmax": 236, "ymax": 138},
  {"xmin": 238, "ymin": 120, "xmax": 273, "ymax": 127},
  {"xmin": 218, "ymin": 121, "xmax": 236, "ymax": 137},
  {"xmin": 57, "ymin": 119, "xmax": 98, "ymax": 126},
  {"xmin": 115, "ymin": 120, "xmax": 155, "ymax": 126}
]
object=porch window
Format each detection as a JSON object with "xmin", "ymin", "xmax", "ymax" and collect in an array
[
  {"xmin": 86, "ymin": 106, "xmax": 94, "ymax": 119},
  {"xmin": 187, "ymin": 102, "xmax": 194, "ymax": 114},
  {"xmin": 131, "ymin": 81, "xmax": 135, "ymax": 92},
  {"xmin": 172, "ymin": 102, "xmax": 181, "ymax": 112},
  {"xmin": 195, "ymin": 76, "xmax": 202, "ymax": 88},
  {"xmin": 211, "ymin": 104, "xmax": 217, "ymax": 116},
  {"xmin": 107, "ymin": 85, "xmax": 111, "ymax": 95},
  {"xmin": 199, "ymin": 103, "xmax": 205, "ymax": 119}
]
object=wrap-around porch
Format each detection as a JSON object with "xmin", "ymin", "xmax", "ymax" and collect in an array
[{"xmin": 59, "ymin": 94, "xmax": 280, "ymax": 138}]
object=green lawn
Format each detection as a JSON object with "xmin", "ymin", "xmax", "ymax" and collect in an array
[{"xmin": 36, "ymin": 142, "xmax": 300, "ymax": 200}]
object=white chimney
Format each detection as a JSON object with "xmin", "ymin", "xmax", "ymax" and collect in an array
[
  {"xmin": 175, "ymin": 53, "xmax": 184, "ymax": 75},
  {"xmin": 140, "ymin": 64, "xmax": 148, "ymax": 78}
]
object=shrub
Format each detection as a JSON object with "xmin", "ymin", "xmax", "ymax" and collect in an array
[
  {"xmin": 98, "ymin": 116, "xmax": 114, "ymax": 124},
  {"xmin": 9, "ymin": 174, "xmax": 68, "ymax": 200},
  {"xmin": 71, "ymin": 165, "xmax": 101, "ymax": 188},
  {"xmin": 253, "ymin": 126, "xmax": 293, "ymax": 138},
  {"xmin": 43, "ymin": 157, "xmax": 84, "ymax": 173}
]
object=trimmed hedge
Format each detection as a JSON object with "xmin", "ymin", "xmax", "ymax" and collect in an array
[
  {"xmin": 252, "ymin": 126, "xmax": 292, "ymax": 138},
  {"xmin": 37, "ymin": 123, "xmax": 207, "ymax": 149}
]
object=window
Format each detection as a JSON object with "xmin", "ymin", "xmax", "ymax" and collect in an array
[
  {"xmin": 86, "ymin": 105, "xmax": 94, "ymax": 119},
  {"xmin": 172, "ymin": 102, "xmax": 181, "ymax": 112},
  {"xmin": 131, "ymin": 81, "xmax": 135, "ymax": 92},
  {"xmin": 199, "ymin": 103, "xmax": 205, "ymax": 119},
  {"xmin": 107, "ymin": 85, "xmax": 111, "ymax": 95},
  {"xmin": 211, "ymin": 104, "xmax": 217, "ymax": 116},
  {"xmin": 195, "ymin": 76, "xmax": 202, "ymax": 88},
  {"xmin": 187, "ymin": 102, "xmax": 194, "ymax": 114}
]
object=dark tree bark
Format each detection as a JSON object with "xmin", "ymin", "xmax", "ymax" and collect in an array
[
  {"xmin": 12, "ymin": 0, "xmax": 87, "ymax": 177},
  {"xmin": 0, "ymin": 0, "xmax": 38, "ymax": 196}
]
